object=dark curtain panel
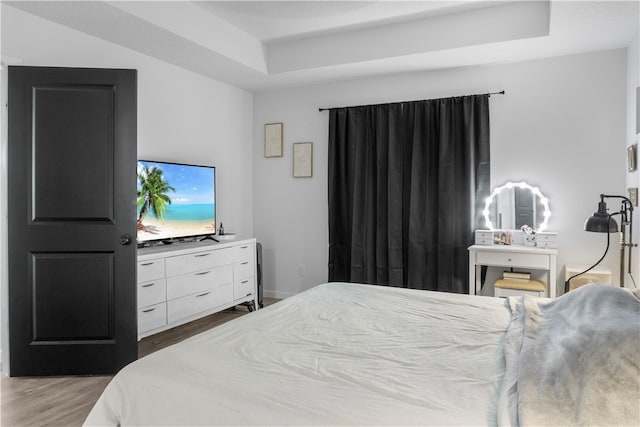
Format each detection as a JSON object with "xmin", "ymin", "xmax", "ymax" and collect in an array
[{"xmin": 328, "ymin": 95, "xmax": 490, "ymax": 293}]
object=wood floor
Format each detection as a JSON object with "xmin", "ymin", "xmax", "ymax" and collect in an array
[{"xmin": 0, "ymin": 299, "xmax": 278, "ymax": 427}]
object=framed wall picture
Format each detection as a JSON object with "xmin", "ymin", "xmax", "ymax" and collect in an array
[
  {"xmin": 264, "ymin": 123, "xmax": 283, "ymax": 157},
  {"xmin": 628, "ymin": 144, "xmax": 637, "ymax": 172},
  {"xmin": 628, "ymin": 187, "xmax": 638, "ymax": 207},
  {"xmin": 293, "ymin": 142, "xmax": 313, "ymax": 178}
]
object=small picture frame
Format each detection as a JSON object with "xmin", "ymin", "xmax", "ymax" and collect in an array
[
  {"xmin": 628, "ymin": 144, "xmax": 637, "ymax": 172},
  {"xmin": 264, "ymin": 123, "xmax": 283, "ymax": 158},
  {"xmin": 293, "ymin": 142, "xmax": 313, "ymax": 178},
  {"xmin": 628, "ymin": 188, "xmax": 638, "ymax": 207}
]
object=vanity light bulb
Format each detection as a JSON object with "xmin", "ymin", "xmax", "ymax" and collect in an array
[{"xmin": 506, "ymin": 182, "xmax": 514, "ymax": 189}]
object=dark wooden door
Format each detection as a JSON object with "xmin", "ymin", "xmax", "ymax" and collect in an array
[
  {"xmin": 8, "ymin": 66, "xmax": 137, "ymax": 376},
  {"xmin": 514, "ymin": 187, "xmax": 535, "ymax": 229}
]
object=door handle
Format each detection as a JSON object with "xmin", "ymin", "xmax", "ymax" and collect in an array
[{"xmin": 120, "ymin": 234, "xmax": 133, "ymax": 245}]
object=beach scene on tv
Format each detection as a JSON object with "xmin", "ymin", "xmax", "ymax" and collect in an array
[{"xmin": 136, "ymin": 160, "xmax": 216, "ymax": 243}]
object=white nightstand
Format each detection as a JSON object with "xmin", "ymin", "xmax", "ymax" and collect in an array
[{"xmin": 468, "ymin": 244, "xmax": 558, "ymax": 298}]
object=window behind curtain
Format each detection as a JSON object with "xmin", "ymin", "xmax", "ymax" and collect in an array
[{"xmin": 327, "ymin": 95, "xmax": 490, "ymax": 293}]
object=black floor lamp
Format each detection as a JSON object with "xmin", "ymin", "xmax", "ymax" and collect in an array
[{"xmin": 565, "ymin": 194, "xmax": 636, "ymax": 292}]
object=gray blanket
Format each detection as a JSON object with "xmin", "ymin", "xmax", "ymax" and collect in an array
[{"xmin": 498, "ymin": 284, "xmax": 640, "ymax": 426}]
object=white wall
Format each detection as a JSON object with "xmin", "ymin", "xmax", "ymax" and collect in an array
[
  {"xmin": 627, "ymin": 31, "xmax": 640, "ymax": 288},
  {"xmin": 2, "ymin": 5, "xmax": 254, "ymax": 235},
  {"xmin": 0, "ymin": 5, "xmax": 254, "ymax": 374},
  {"xmin": 254, "ymin": 49, "xmax": 628, "ymax": 299}
]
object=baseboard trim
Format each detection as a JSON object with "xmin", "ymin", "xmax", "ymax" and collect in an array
[{"xmin": 263, "ymin": 289, "xmax": 296, "ymax": 300}]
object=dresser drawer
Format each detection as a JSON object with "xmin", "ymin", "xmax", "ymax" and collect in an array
[
  {"xmin": 167, "ymin": 284, "xmax": 234, "ymax": 323},
  {"xmin": 475, "ymin": 230, "xmax": 493, "ymax": 242},
  {"xmin": 234, "ymin": 277, "xmax": 254, "ymax": 300},
  {"xmin": 476, "ymin": 251, "xmax": 549, "ymax": 270},
  {"xmin": 166, "ymin": 265, "xmax": 234, "ymax": 300},
  {"xmin": 138, "ymin": 258, "xmax": 165, "ymax": 282},
  {"xmin": 138, "ymin": 302, "xmax": 167, "ymax": 334},
  {"xmin": 165, "ymin": 248, "xmax": 235, "ymax": 277},
  {"xmin": 233, "ymin": 243, "xmax": 255, "ymax": 262},
  {"xmin": 475, "ymin": 237, "xmax": 493, "ymax": 245},
  {"xmin": 536, "ymin": 241, "xmax": 558, "ymax": 249},
  {"xmin": 536, "ymin": 232, "xmax": 558, "ymax": 242},
  {"xmin": 138, "ymin": 278, "xmax": 166, "ymax": 308},
  {"xmin": 234, "ymin": 258, "xmax": 255, "ymax": 280}
]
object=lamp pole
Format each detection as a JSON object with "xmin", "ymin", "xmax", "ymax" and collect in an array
[
  {"xmin": 619, "ymin": 222, "xmax": 626, "ymax": 288},
  {"xmin": 601, "ymin": 195, "xmax": 636, "ymax": 287}
]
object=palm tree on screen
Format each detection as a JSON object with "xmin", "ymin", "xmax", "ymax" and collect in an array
[{"xmin": 137, "ymin": 165, "xmax": 175, "ymax": 230}]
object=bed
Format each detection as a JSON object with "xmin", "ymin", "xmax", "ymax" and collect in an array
[{"xmin": 84, "ymin": 282, "xmax": 640, "ymax": 426}]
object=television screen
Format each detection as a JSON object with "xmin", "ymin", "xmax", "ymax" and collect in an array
[{"xmin": 136, "ymin": 160, "xmax": 216, "ymax": 243}]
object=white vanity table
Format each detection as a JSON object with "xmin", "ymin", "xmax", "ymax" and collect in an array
[
  {"xmin": 471, "ymin": 181, "xmax": 559, "ymax": 297},
  {"xmin": 468, "ymin": 244, "xmax": 558, "ymax": 298}
]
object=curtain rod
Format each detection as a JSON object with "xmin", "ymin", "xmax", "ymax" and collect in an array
[{"xmin": 318, "ymin": 90, "xmax": 505, "ymax": 112}]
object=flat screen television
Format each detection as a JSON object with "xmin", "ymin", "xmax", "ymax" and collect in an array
[{"xmin": 136, "ymin": 160, "xmax": 216, "ymax": 244}]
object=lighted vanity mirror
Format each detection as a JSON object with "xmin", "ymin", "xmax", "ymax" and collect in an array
[{"xmin": 482, "ymin": 181, "xmax": 551, "ymax": 232}]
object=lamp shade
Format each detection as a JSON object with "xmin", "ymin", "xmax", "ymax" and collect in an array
[{"xmin": 584, "ymin": 201, "xmax": 619, "ymax": 233}]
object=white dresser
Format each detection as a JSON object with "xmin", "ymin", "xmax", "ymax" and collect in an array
[
  {"xmin": 137, "ymin": 238, "xmax": 257, "ymax": 340},
  {"xmin": 468, "ymin": 244, "xmax": 558, "ymax": 298}
]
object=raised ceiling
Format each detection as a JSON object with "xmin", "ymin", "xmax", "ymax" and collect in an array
[{"xmin": 5, "ymin": 1, "xmax": 639, "ymax": 91}]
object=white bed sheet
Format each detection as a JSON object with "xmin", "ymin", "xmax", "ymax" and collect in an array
[{"xmin": 85, "ymin": 282, "xmax": 512, "ymax": 426}]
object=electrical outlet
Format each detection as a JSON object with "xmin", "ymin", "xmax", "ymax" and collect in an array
[{"xmin": 628, "ymin": 187, "xmax": 638, "ymax": 207}]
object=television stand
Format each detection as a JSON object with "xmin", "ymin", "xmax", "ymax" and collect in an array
[
  {"xmin": 200, "ymin": 235, "xmax": 219, "ymax": 242},
  {"xmin": 137, "ymin": 238, "xmax": 258, "ymax": 340}
]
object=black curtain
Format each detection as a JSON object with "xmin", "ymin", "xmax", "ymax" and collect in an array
[{"xmin": 327, "ymin": 95, "xmax": 490, "ymax": 293}]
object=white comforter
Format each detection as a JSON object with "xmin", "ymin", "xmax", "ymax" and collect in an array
[{"xmin": 85, "ymin": 282, "xmax": 512, "ymax": 426}]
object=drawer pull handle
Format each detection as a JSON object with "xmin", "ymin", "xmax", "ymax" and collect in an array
[
  {"xmin": 196, "ymin": 292, "xmax": 211, "ymax": 297},
  {"xmin": 195, "ymin": 253, "xmax": 211, "ymax": 258},
  {"xmin": 507, "ymin": 258, "xmax": 512, "ymax": 262},
  {"xmin": 241, "ymin": 280, "xmax": 249, "ymax": 284},
  {"xmin": 140, "ymin": 262, "xmax": 154, "ymax": 266},
  {"xmin": 141, "ymin": 283, "xmax": 155, "ymax": 288},
  {"xmin": 142, "ymin": 308, "xmax": 156, "ymax": 313},
  {"xmin": 240, "ymin": 246, "xmax": 248, "ymax": 249},
  {"xmin": 196, "ymin": 271, "xmax": 211, "ymax": 276},
  {"xmin": 245, "ymin": 293, "xmax": 252, "ymax": 297},
  {"xmin": 241, "ymin": 262, "xmax": 249, "ymax": 265}
]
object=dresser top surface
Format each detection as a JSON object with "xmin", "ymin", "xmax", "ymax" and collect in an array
[{"xmin": 138, "ymin": 236, "xmax": 256, "ymax": 259}]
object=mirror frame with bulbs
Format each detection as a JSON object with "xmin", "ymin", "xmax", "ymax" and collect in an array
[{"xmin": 482, "ymin": 181, "xmax": 551, "ymax": 232}]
